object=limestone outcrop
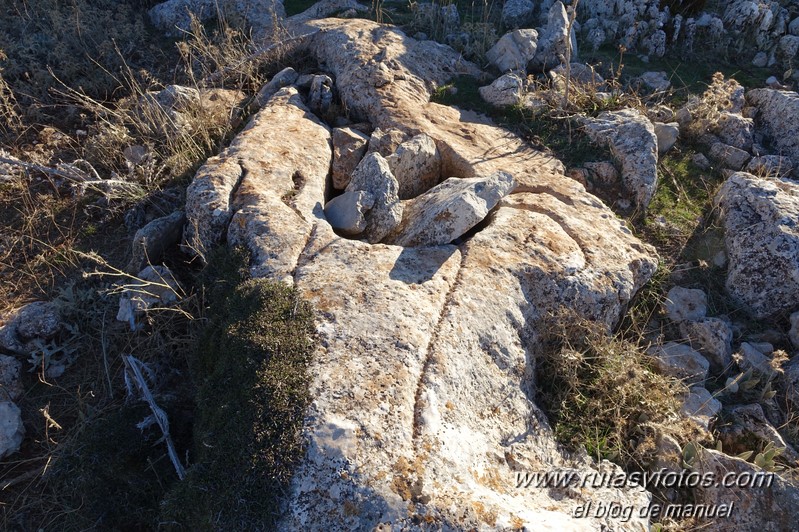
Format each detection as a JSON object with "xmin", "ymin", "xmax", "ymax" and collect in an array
[{"xmin": 184, "ymin": 18, "xmax": 659, "ymax": 530}]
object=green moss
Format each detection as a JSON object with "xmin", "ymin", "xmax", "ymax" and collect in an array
[{"xmin": 160, "ymin": 249, "xmax": 316, "ymax": 530}]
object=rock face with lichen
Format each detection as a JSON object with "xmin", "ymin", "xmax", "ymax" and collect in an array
[
  {"xmin": 714, "ymin": 172, "xmax": 799, "ymax": 319},
  {"xmin": 183, "ymin": 18, "xmax": 659, "ymax": 530}
]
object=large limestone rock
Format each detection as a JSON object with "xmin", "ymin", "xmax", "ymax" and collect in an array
[
  {"xmin": 714, "ymin": 172, "xmax": 799, "ymax": 319},
  {"xmin": 384, "ymin": 172, "xmax": 515, "ymax": 247},
  {"xmin": 186, "ymin": 18, "xmax": 659, "ymax": 530},
  {"xmin": 582, "ymin": 109, "xmax": 659, "ymax": 208},
  {"xmin": 486, "ymin": 29, "xmax": 539, "ymax": 73},
  {"xmin": 747, "ymin": 89, "xmax": 799, "ymax": 175}
]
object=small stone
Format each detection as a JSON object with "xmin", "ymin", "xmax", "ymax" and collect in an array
[
  {"xmin": 719, "ymin": 403, "xmax": 799, "ymax": 463},
  {"xmin": 752, "ymin": 51, "xmax": 768, "ymax": 67},
  {"xmin": 385, "ymin": 134, "xmax": 442, "ymax": 200},
  {"xmin": 691, "ymin": 153, "xmax": 711, "ymax": 170},
  {"xmin": 766, "ymin": 76, "xmax": 781, "ymax": 88},
  {"xmin": 479, "ymin": 73, "xmax": 525, "ymax": 108},
  {"xmin": 253, "ymin": 67, "xmax": 299, "ymax": 108},
  {"xmin": 680, "ymin": 317, "xmax": 733, "ymax": 370},
  {"xmin": 127, "ymin": 211, "xmax": 185, "ymax": 273},
  {"xmin": 384, "ymin": 172, "xmax": 516, "ymax": 247},
  {"xmin": 735, "ymin": 342, "xmax": 779, "ymax": 380},
  {"xmin": 15, "ymin": 302, "xmax": 61, "ymax": 341},
  {"xmin": 647, "ymin": 342, "xmax": 710, "ymax": 384},
  {"xmin": 637, "ymin": 71, "xmax": 671, "ymax": 92},
  {"xmin": 653, "ymin": 122, "xmax": 679, "ymax": 154},
  {"xmin": 324, "ymin": 190, "xmax": 375, "ymax": 236},
  {"xmin": 486, "ymin": 29, "xmax": 539, "ymax": 73},
  {"xmin": 116, "ymin": 265, "xmax": 181, "ymax": 329},
  {"xmin": 664, "ymin": 286, "xmax": 707, "ymax": 322},
  {"xmin": 309, "ymin": 74, "xmax": 334, "ymax": 115},
  {"xmin": 368, "ymin": 128, "xmax": 410, "ymax": 157},
  {"xmin": 0, "ymin": 401, "xmax": 24, "ymax": 458}
]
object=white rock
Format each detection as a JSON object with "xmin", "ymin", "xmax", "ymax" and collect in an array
[
  {"xmin": 680, "ymin": 318, "xmax": 733, "ymax": 370},
  {"xmin": 647, "ymin": 342, "xmax": 710, "ymax": 384},
  {"xmin": 747, "ymin": 89, "xmax": 799, "ymax": 170},
  {"xmin": 714, "ymin": 112, "xmax": 754, "ymax": 152},
  {"xmin": 332, "ymin": 127, "xmax": 370, "ymax": 189},
  {"xmin": 637, "ymin": 71, "xmax": 670, "ymax": 92},
  {"xmin": 385, "ymin": 133, "xmax": 442, "ymax": 200},
  {"xmin": 345, "ymin": 152, "xmax": 403, "ymax": 243},
  {"xmin": 735, "ymin": 342, "xmax": 780, "ymax": 380},
  {"xmin": 681, "ymin": 386, "xmax": 721, "ymax": 430},
  {"xmin": 653, "ymin": 122, "xmax": 679, "ymax": 154},
  {"xmin": 0, "ymin": 401, "xmax": 24, "ymax": 458},
  {"xmin": 384, "ymin": 172, "xmax": 516, "ymax": 247},
  {"xmin": 116, "ymin": 265, "xmax": 181, "ymax": 328},
  {"xmin": 664, "ymin": 286, "xmax": 707, "ymax": 322},
  {"xmin": 581, "ymin": 109, "xmax": 659, "ymax": 208},
  {"xmin": 478, "ymin": 73, "xmax": 525, "ymax": 108},
  {"xmin": 714, "ymin": 172, "xmax": 799, "ymax": 318},
  {"xmin": 486, "ymin": 29, "xmax": 539, "ymax": 73},
  {"xmin": 324, "ymin": 190, "xmax": 375, "ymax": 236}
]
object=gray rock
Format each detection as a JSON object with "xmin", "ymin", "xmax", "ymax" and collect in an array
[
  {"xmin": 718, "ymin": 403, "xmax": 799, "ymax": 462},
  {"xmin": 149, "ymin": 0, "xmax": 285, "ymax": 36},
  {"xmin": 478, "ymin": 73, "xmax": 525, "ymax": 108},
  {"xmin": 714, "ymin": 112, "xmax": 754, "ymax": 152},
  {"xmin": 752, "ymin": 51, "xmax": 769, "ymax": 67},
  {"xmin": 790, "ymin": 17, "xmax": 799, "ymax": 36},
  {"xmin": 384, "ymin": 172, "xmax": 516, "ymax": 247},
  {"xmin": 253, "ymin": 67, "xmax": 299, "ymax": 108},
  {"xmin": 324, "ymin": 190, "xmax": 375, "ymax": 236},
  {"xmin": 502, "ymin": 0, "xmax": 534, "ymax": 29},
  {"xmin": 637, "ymin": 71, "xmax": 670, "ymax": 92},
  {"xmin": 735, "ymin": 342, "xmax": 780, "ymax": 380},
  {"xmin": 693, "ymin": 448, "xmax": 799, "ymax": 531},
  {"xmin": 714, "ymin": 172, "xmax": 799, "ymax": 319},
  {"xmin": 385, "ymin": 134, "xmax": 442, "ymax": 200},
  {"xmin": 0, "ymin": 401, "xmax": 24, "ymax": 459},
  {"xmin": 309, "ymin": 74, "xmax": 334, "ymax": 116},
  {"xmin": 583, "ymin": 161, "xmax": 619, "ymax": 186},
  {"xmin": 16, "ymin": 301, "xmax": 61, "ymax": 341},
  {"xmin": 128, "ymin": 211, "xmax": 185, "ymax": 273},
  {"xmin": 784, "ymin": 356, "xmax": 799, "ymax": 410},
  {"xmin": 664, "ymin": 286, "xmax": 707, "ymax": 322},
  {"xmin": 653, "ymin": 122, "xmax": 679, "ymax": 154},
  {"xmin": 680, "ymin": 386, "xmax": 721, "ymax": 430},
  {"xmin": 747, "ymin": 89, "xmax": 799, "ymax": 170},
  {"xmin": 530, "ymin": 1, "xmax": 574, "ymax": 71},
  {"xmin": 709, "ymin": 142, "xmax": 750, "ymax": 170},
  {"xmin": 550, "ymin": 63, "xmax": 605, "ymax": 92},
  {"xmin": 0, "ymin": 355, "xmax": 22, "ymax": 401},
  {"xmin": 345, "ymin": 153, "xmax": 403, "ymax": 243},
  {"xmin": 647, "ymin": 342, "xmax": 710, "ymax": 384},
  {"xmin": 486, "ymin": 29, "xmax": 538, "ymax": 73},
  {"xmin": 582, "ymin": 108, "xmax": 659, "ymax": 208},
  {"xmin": 332, "ymin": 127, "xmax": 370, "ymax": 190},
  {"xmin": 692, "ymin": 153, "xmax": 711, "ymax": 169},
  {"xmin": 790, "ymin": 311, "xmax": 799, "ymax": 348},
  {"xmin": 680, "ymin": 317, "xmax": 733, "ymax": 370},
  {"xmin": 746, "ymin": 155, "xmax": 794, "ymax": 178},
  {"xmin": 368, "ymin": 127, "xmax": 410, "ymax": 157},
  {"xmin": 153, "ymin": 84, "xmax": 200, "ymax": 110}
]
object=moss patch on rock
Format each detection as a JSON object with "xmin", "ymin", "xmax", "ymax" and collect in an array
[{"xmin": 160, "ymin": 248, "xmax": 316, "ymax": 530}]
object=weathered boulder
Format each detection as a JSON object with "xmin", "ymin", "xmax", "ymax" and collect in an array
[
  {"xmin": 486, "ymin": 29, "xmax": 539, "ymax": 73},
  {"xmin": 345, "ymin": 152, "xmax": 403, "ymax": 243},
  {"xmin": 385, "ymin": 133, "xmax": 442, "ymax": 200},
  {"xmin": 187, "ymin": 18, "xmax": 660, "ymax": 529},
  {"xmin": 478, "ymin": 73, "xmax": 525, "ymax": 107},
  {"xmin": 714, "ymin": 172, "xmax": 799, "ymax": 319},
  {"xmin": 714, "ymin": 112, "xmax": 754, "ymax": 152},
  {"xmin": 332, "ymin": 126, "xmax": 370, "ymax": 189},
  {"xmin": 384, "ymin": 172, "xmax": 515, "ymax": 247},
  {"xmin": 323, "ymin": 190, "xmax": 374, "ymax": 236},
  {"xmin": 582, "ymin": 108, "xmax": 659, "ymax": 208},
  {"xmin": 746, "ymin": 155, "xmax": 793, "ymax": 178},
  {"xmin": 127, "ymin": 211, "xmax": 185, "ymax": 273},
  {"xmin": 530, "ymin": 1, "xmax": 574, "ymax": 71},
  {"xmin": 747, "ymin": 89, "xmax": 799, "ymax": 174},
  {"xmin": 680, "ymin": 318, "xmax": 733, "ymax": 370},
  {"xmin": 0, "ymin": 401, "xmax": 24, "ymax": 459},
  {"xmin": 647, "ymin": 342, "xmax": 710, "ymax": 385},
  {"xmin": 664, "ymin": 286, "xmax": 707, "ymax": 323},
  {"xmin": 693, "ymin": 448, "xmax": 799, "ymax": 531}
]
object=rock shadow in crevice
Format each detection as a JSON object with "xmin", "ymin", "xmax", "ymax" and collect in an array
[{"xmin": 388, "ymin": 245, "xmax": 459, "ymax": 284}]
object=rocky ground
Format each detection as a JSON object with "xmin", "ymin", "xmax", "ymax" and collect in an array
[{"xmin": 2, "ymin": 0, "xmax": 799, "ymax": 530}]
